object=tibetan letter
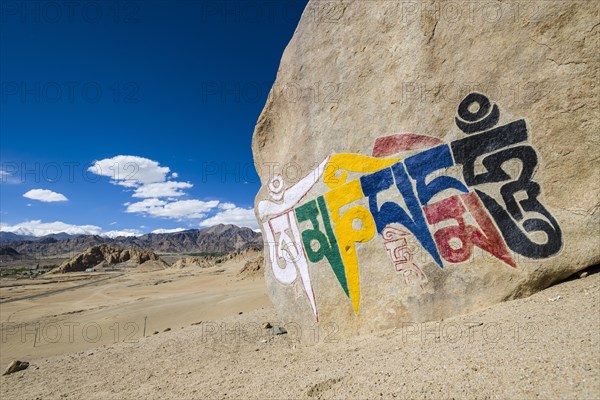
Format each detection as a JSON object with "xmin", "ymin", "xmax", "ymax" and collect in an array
[
  {"xmin": 451, "ymin": 118, "xmax": 562, "ymax": 259},
  {"xmin": 295, "ymin": 197, "xmax": 348, "ymax": 299},
  {"xmin": 360, "ymin": 162, "xmax": 444, "ymax": 268},
  {"xmin": 324, "ymin": 179, "xmax": 376, "ymax": 314}
]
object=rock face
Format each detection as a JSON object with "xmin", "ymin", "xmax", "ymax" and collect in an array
[
  {"xmin": 49, "ymin": 245, "xmax": 161, "ymax": 273},
  {"xmin": 252, "ymin": 1, "xmax": 599, "ymax": 334},
  {"xmin": 0, "ymin": 246, "xmax": 31, "ymax": 262}
]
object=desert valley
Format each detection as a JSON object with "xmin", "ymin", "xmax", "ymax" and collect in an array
[
  {"xmin": 0, "ymin": 226, "xmax": 598, "ymax": 398},
  {"xmin": 1, "ymin": 0, "xmax": 599, "ymax": 398},
  {"xmin": 0, "ymin": 225, "xmax": 269, "ymax": 366}
]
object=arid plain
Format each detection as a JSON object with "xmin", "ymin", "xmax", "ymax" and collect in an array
[
  {"xmin": 0, "ymin": 254, "xmax": 598, "ymax": 399},
  {"xmin": 0, "ymin": 252, "xmax": 269, "ymax": 366}
]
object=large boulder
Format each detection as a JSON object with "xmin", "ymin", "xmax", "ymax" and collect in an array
[{"xmin": 252, "ymin": 0, "xmax": 599, "ymax": 334}]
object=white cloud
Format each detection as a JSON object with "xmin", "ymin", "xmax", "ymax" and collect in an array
[
  {"xmin": 101, "ymin": 229, "xmax": 142, "ymax": 238},
  {"xmin": 0, "ymin": 220, "xmax": 147, "ymax": 238},
  {"xmin": 88, "ymin": 155, "xmax": 170, "ymax": 186},
  {"xmin": 125, "ymin": 198, "xmax": 163, "ymax": 212},
  {"xmin": 23, "ymin": 189, "xmax": 68, "ymax": 202},
  {"xmin": 0, "ymin": 220, "xmax": 102, "ymax": 236},
  {"xmin": 88, "ymin": 155, "xmax": 256, "ymax": 229},
  {"xmin": 151, "ymin": 228, "xmax": 187, "ymax": 234},
  {"xmin": 199, "ymin": 207, "xmax": 258, "ymax": 230},
  {"xmin": 0, "ymin": 168, "xmax": 21, "ymax": 185},
  {"xmin": 109, "ymin": 221, "xmax": 117, "ymax": 225},
  {"xmin": 126, "ymin": 198, "xmax": 219, "ymax": 219},
  {"xmin": 88, "ymin": 156, "xmax": 198, "ymax": 206},
  {"xmin": 132, "ymin": 181, "xmax": 193, "ymax": 198}
]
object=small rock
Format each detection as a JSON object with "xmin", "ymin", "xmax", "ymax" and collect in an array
[
  {"xmin": 579, "ymin": 271, "xmax": 589, "ymax": 279},
  {"xmin": 548, "ymin": 295, "xmax": 561, "ymax": 302},
  {"xmin": 3, "ymin": 360, "xmax": 29, "ymax": 376},
  {"xmin": 238, "ymin": 311, "xmax": 243, "ymax": 315},
  {"xmin": 153, "ymin": 331, "xmax": 159, "ymax": 335},
  {"xmin": 269, "ymin": 326, "xmax": 287, "ymax": 335},
  {"xmin": 260, "ymin": 339, "xmax": 267, "ymax": 343},
  {"xmin": 163, "ymin": 328, "xmax": 171, "ymax": 332},
  {"xmin": 262, "ymin": 322, "xmax": 272, "ymax": 329},
  {"xmin": 191, "ymin": 321, "xmax": 202, "ymax": 326}
]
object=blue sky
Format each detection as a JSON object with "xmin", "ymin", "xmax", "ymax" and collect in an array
[{"xmin": 0, "ymin": 0, "xmax": 308, "ymax": 236}]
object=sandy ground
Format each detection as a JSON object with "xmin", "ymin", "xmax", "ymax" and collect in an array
[
  {"xmin": 0, "ymin": 263, "xmax": 598, "ymax": 399},
  {"xmin": 0, "ymin": 253, "xmax": 270, "ymax": 366}
]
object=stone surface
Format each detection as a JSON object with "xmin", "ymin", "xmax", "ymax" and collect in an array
[
  {"xmin": 269, "ymin": 326, "xmax": 288, "ymax": 335},
  {"xmin": 252, "ymin": 0, "xmax": 600, "ymax": 335},
  {"xmin": 3, "ymin": 360, "xmax": 29, "ymax": 376}
]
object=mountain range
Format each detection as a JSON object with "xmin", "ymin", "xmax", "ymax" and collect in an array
[
  {"xmin": 0, "ymin": 231, "xmax": 76, "ymax": 242},
  {"xmin": 0, "ymin": 224, "xmax": 263, "ymax": 258}
]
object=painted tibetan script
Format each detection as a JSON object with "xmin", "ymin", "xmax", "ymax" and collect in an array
[{"xmin": 259, "ymin": 92, "xmax": 562, "ymax": 320}]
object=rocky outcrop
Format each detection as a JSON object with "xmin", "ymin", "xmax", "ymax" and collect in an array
[
  {"xmin": 238, "ymin": 256, "xmax": 264, "ymax": 279},
  {"xmin": 253, "ymin": 1, "xmax": 600, "ymax": 335},
  {"xmin": 49, "ymin": 245, "xmax": 161, "ymax": 273},
  {"xmin": 172, "ymin": 250, "xmax": 264, "ymax": 271},
  {"xmin": 171, "ymin": 257, "xmax": 213, "ymax": 269}
]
